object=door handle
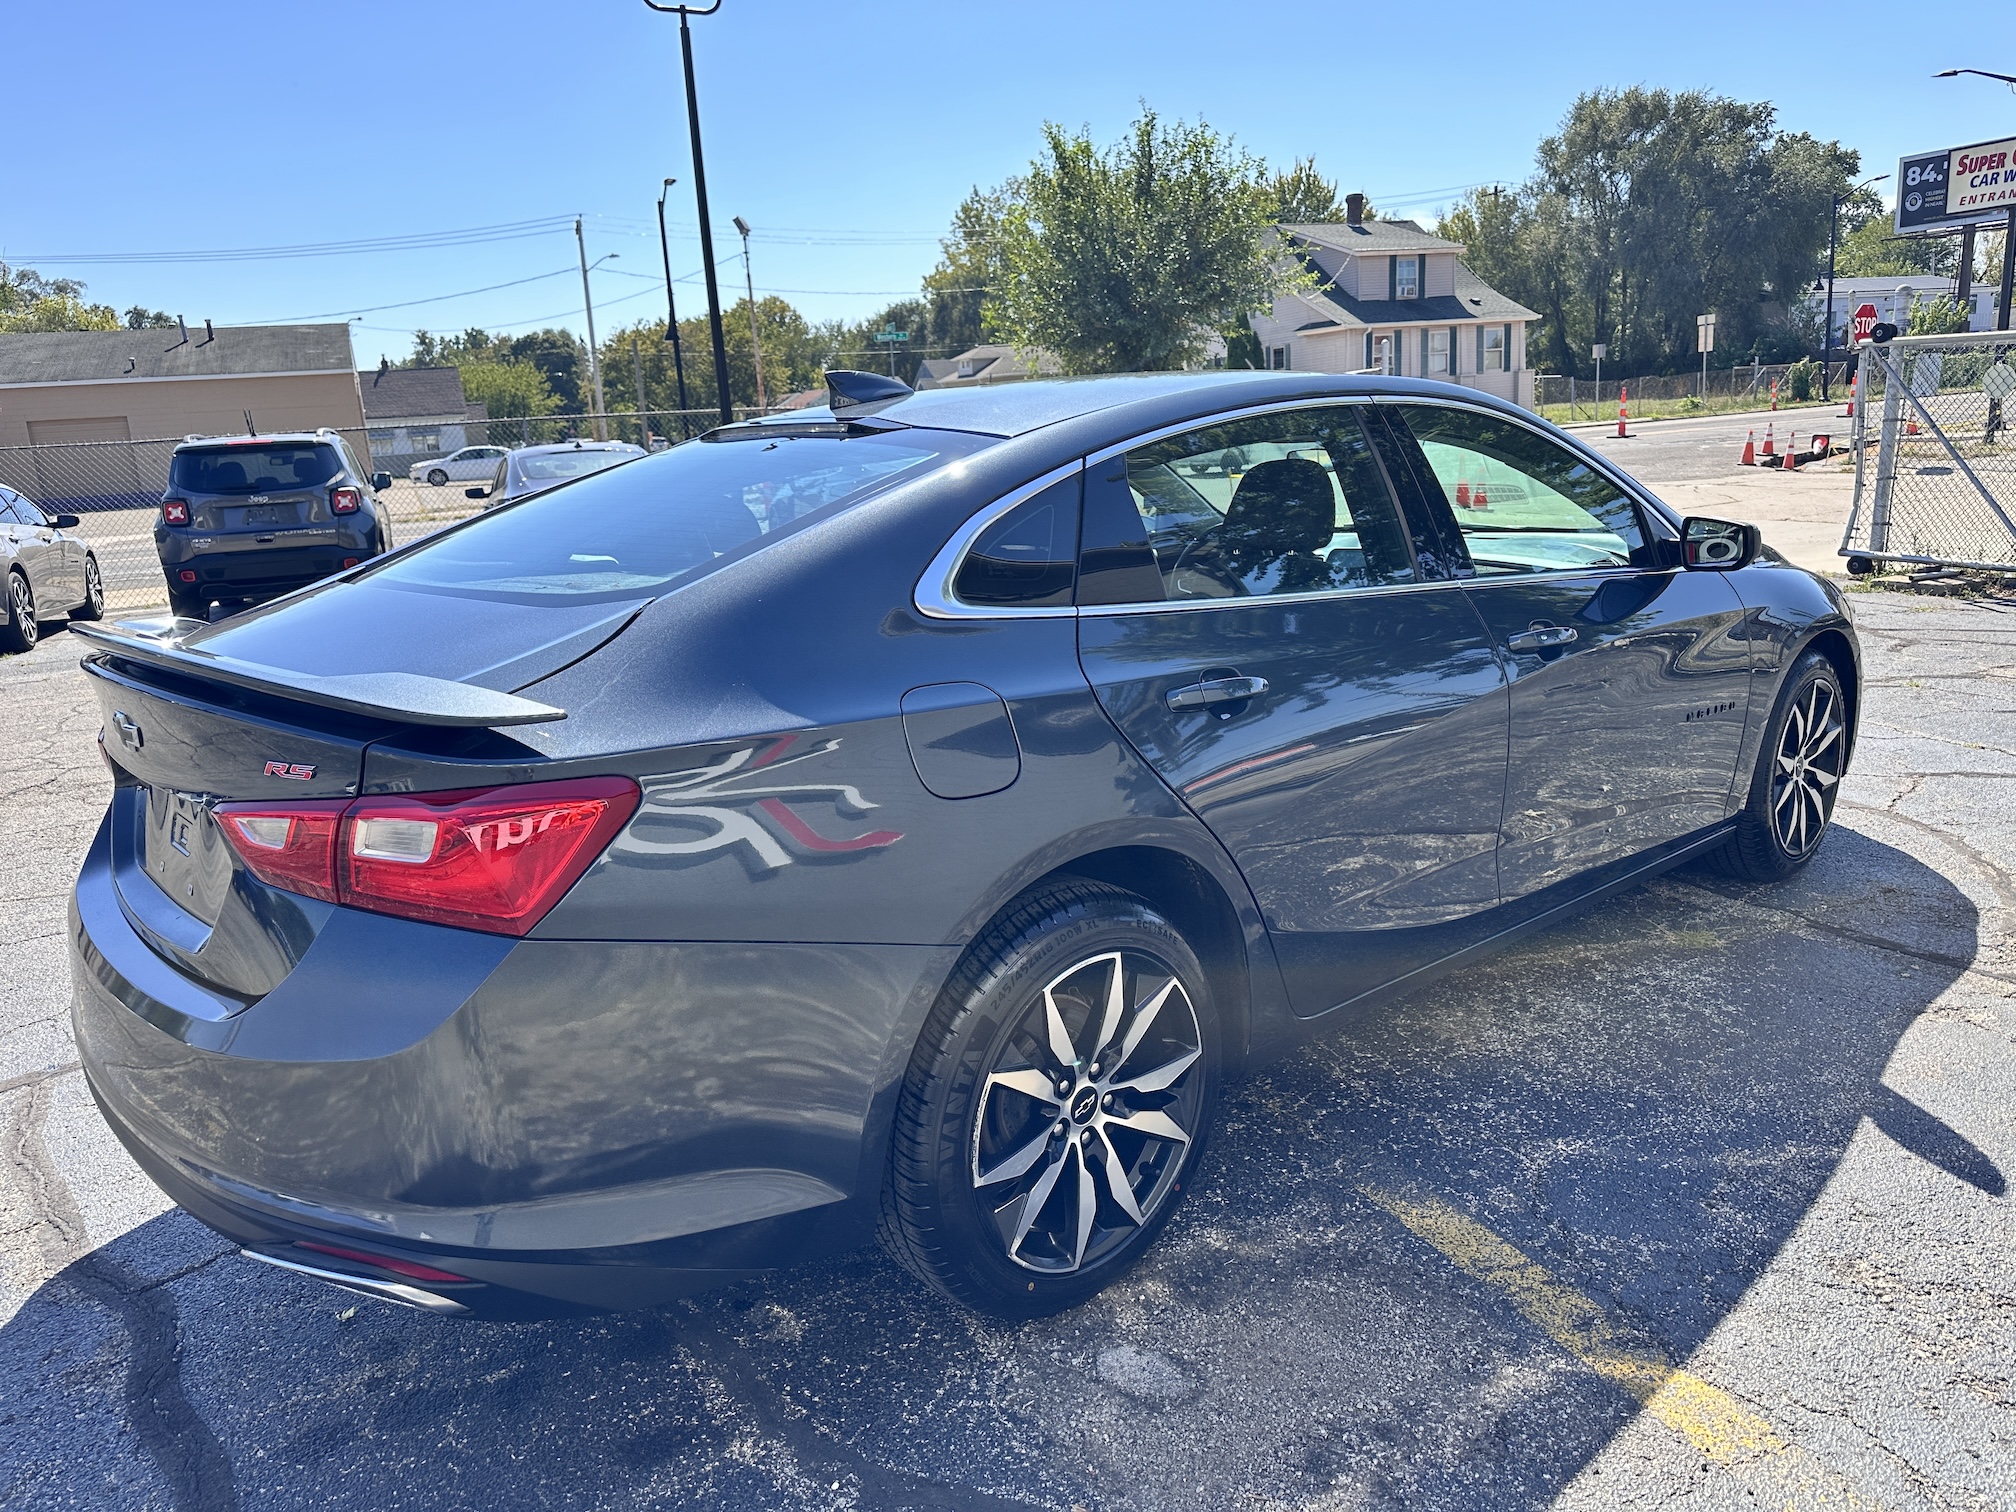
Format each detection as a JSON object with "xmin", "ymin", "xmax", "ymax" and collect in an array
[
  {"xmin": 1506, "ymin": 625, "xmax": 1578, "ymax": 652},
  {"xmin": 1167, "ymin": 675, "xmax": 1269, "ymax": 711}
]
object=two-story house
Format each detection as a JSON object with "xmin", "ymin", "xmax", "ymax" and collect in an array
[{"xmin": 1248, "ymin": 194, "xmax": 1538, "ymax": 407}]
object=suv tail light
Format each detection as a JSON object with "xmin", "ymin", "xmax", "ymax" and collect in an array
[
  {"xmin": 330, "ymin": 486, "xmax": 361, "ymax": 515},
  {"xmin": 162, "ymin": 499, "xmax": 190, "ymax": 525},
  {"xmin": 214, "ymin": 777, "xmax": 639, "ymax": 936}
]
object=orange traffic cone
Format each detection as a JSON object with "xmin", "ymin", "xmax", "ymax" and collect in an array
[
  {"xmin": 1782, "ymin": 432, "xmax": 1799, "ymax": 470},
  {"xmin": 1760, "ymin": 422, "xmax": 1776, "ymax": 457},
  {"xmin": 1740, "ymin": 430, "xmax": 1757, "ymax": 466},
  {"xmin": 1906, "ymin": 418, "xmax": 1921, "ymax": 436},
  {"xmin": 1616, "ymin": 385, "xmax": 1630, "ymax": 438},
  {"xmin": 1455, "ymin": 479, "xmax": 1471, "ymax": 507},
  {"xmin": 1474, "ymin": 485, "xmax": 1489, "ymax": 506},
  {"xmin": 1844, "ymin": 373, "xmax": 1857, "ymax": 419},
  {"xmin": 1770, "ymin": 379, "xmax": 1779, "ymax": 411}
]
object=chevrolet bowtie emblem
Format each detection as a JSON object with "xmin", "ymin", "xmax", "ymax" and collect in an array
[{"xmin": 111, "ymin": 711, "xmax": 143, "ymax": 754}]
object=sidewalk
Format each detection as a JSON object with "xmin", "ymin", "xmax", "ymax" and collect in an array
[{"xmin": 1658, "ymin": 462, "xmax": 1854, "ymax": 577}]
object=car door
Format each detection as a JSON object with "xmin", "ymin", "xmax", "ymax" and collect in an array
[
  {"xmin": 3, "ymin": 491, "xmax": 73, "ymax": 607},
  {"xmin": 1074, "ymin": 402, "xmax": 1511, "ymax": 1019},
  {"xmin": 450, "ymin": 448, "xmax": 493, "ymax": 481},
  {"xmin": 1376, "ymin": 400, "xmax": 1753, "ymax": 900}
]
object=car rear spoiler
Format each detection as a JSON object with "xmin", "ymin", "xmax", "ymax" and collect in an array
[{"xmin": 69, "ymin": 621, "xmax": 566, "ymax": 727}]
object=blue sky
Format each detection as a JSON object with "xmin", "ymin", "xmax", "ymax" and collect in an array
[{"xmin": 7, "ymin": 0, "xmax": 2009, "ymax": 365}]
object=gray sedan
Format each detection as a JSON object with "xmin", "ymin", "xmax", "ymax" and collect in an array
[
  {"xmin": 470, "ymin": 440, "xmax": 646, "ymax": 508},
  {"xmin": 0, "ymin": 486, "xmax": 104, "ymax": 651}
]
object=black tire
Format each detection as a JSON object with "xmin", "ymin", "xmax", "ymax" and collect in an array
[
  {"xmin": 70, "ymin": 555, "xmax": 105, "ymax": 621},
  {"xmin": 0, "ymin": 571, "xmax": 38, "ymax": 653},
  {"xmin": 425, "ymin": 468, "xmax": 448, "ymax": 487},
  {"xmin": 1707, "ymin": 649, "xmax": 1847, "ymax": 882},
  {"xmin": 881, "ymin": 882, "xmax": 1219, "ymax": 1319}
]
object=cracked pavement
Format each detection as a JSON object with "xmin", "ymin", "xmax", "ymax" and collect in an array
[{"xmin": 2, "ymin": 585, "xmax": 2013, "ymax": 1510}]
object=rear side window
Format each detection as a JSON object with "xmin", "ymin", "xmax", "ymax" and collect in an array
[
  {"xmin": 952, "ymin": 475, "xmax": 1078, "ymax": 608},
  {"xmin": 374, "ymin": 427, "xmax": 990, "ymax": 602},
  {"xmin": 171, "ymin": 444, "xmax": 340, "ymax": 495},
  {"xmin": 519, "ymin": 449, "xmax": 640, "ymax": 482}
]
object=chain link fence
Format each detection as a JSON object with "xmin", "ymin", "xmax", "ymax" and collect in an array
[
  {"xmin": 0, "ymin": 407, "xmax": 780, "ymax": 613},
  {"xmin": 1532, "ymin": 362, "xmax": 1853, "ymax": 422},
  {"xmin": 1841, "ymin": 333, "xmax": 2016, "ymax": 571}
]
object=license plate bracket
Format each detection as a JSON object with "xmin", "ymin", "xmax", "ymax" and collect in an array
[{"xmin": 142, "ymin": 786, "xmax": 234, "ymax": 924}]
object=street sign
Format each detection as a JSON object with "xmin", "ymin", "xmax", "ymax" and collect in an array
[
  {"xmin": 1696, "ymin": 314, "xmax": 1716, "ymax": 354},
  {"xmin": 1896, "ymin": 136, "xmax": 2016, "ymax": 232},
  {"xmin": 1590, "ymin": 343, "xmax": 1606, "ymax": 360},
  {"xmin": 1852, "ymin": 303, "xmax": 1879, "ymax": 343},
  {"xmin": 872, "ymin": 326, "xmax": 910, "ymax": 343}
]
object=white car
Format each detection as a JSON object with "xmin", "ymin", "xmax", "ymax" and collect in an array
[
  {"xmin": 468, "ymin": 441, "xmax": 646, "ymax": 508},
  {"xmin": 410, "ymin": 446, "xmax": 509, "ymax": 486}
]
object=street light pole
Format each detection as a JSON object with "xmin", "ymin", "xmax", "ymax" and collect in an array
[
  {"xmin": 1823, "ymin": 173, "xmax": 1888, "ymax": 403},
  {"xmin": 644, "ymin": 0, "xmax": 734, "ymax": 425},
  {"xmin": 732, "ymin": 215, "xmax": 767, "ymax": 410},
  {"xmin": 575, "ymin": 218, "xmax": 612, "ymax": 440},
  {"xmin": 655, "ymin": 177, "xmax": 692, "ymax": 433}
]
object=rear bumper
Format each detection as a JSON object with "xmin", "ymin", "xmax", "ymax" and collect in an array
[
  {"xmin": 158, "ymin": 541, "xmax": 376, "ymax": 598},
  {"xmin": 69, "ymin": 816, "xmax": 956, "ymax": 1317}
]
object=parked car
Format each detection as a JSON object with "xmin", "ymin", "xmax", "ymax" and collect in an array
[
  {"xmin": 410, "ymin": 445, "xmax": 509, "ymax": 487},
  {"xmin": 469, "ymin": 439, "xmax": 646, "ymax": 508},
  {"xmin": 72, "ymin": 371, "xmax": 1858, "ymax": 1321},
  {"xmin": 155, "ymin": 430, "xmax": 394, "ymax": 619},
  {"xmin": 0, "ymin": 485, "xmax": 104, "ymax": 651}
]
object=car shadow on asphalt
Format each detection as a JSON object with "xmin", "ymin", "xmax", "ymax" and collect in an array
[{"xmin": 0, "ymin": 825, "xmax": 1986, "ymax": 1511}]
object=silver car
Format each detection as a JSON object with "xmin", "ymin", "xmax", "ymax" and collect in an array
[
  {"xmin": 469, "ymin": 440, "xmax": 646, "ymax": 508},
  {"xmin": 411, "ymin": 445, "xmax": 510, "ymax": 487},
  {"xmin": 0, "ymin": 485, "xmax": 105, "ymax": 651}
]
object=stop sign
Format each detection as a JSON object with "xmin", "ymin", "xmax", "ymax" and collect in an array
[{"xmin": 1852, "ymin": 302, "xmax": 1879, "ymax": 343}]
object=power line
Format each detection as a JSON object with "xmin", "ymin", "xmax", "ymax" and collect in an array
[
  {"xmin": 8, "ymin": 216, "xmax": 579, "ymax": 265},
  {"xmin": 231, "ymin": 266, "xmax": 580, "ymax": 324}
]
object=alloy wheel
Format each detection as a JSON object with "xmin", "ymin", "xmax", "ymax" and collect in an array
[
  {"xmin": 83, "ymin": 559, "xmax": 103, "ymax": 613},
  {"xmin": 1772, "ymin": 679, "xmax": 1844, "ymax": 858},
  {"xmin": 971, "ymin": 949, "xmax": 1203, "ymax": 1274},
  {"xmin": 10, "ymin": 577, "xmax": 36, "ymax": 648}
]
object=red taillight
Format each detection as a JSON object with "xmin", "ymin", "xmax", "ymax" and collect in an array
[
  {"xmin": 213, "ymin": 778, "xmax": 639, "ymax": 936},
  {"xmin": 214, "ymin": 801, "xmax": 348, "ymax": 902},
  {"xmin": 178, "ymin": 570, "xmax": 198, "ymax": 583},
  {"xmin": 341, "ymin": 557, "xmax": 359, "ymax": 568},
  {"xmin": 330, "ymin": 486, "xmax": 361, "ymax": 515},
  {"xmin": 163, "ymin": 499, "xmax": 190, "ymax": 525},
  {"xmin": 294, "ymin": 1242, "xmax": 470, "ymax": 1284}
]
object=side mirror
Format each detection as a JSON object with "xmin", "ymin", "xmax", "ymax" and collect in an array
[
  {"xmin": 1680, "ymin": 516, "xmax": 1760, "ymax": 571},
  {"xmin": 464, "ymin": 486, "xmax": 489, "ymax": 500},
  {"xmin": 371, "ymin": 471, "xmax": 392, "ymax": 491},
  {"xmin": 52, "ymin": 513, "xmax": 81, "ymax": 528}
]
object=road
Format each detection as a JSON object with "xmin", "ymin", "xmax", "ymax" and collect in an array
[
  {"xmin": 4, "ymin": 574, "xmax": 2014, "ymax": 1505},
  {"xmin": 1575, "ymin": 404, "xmax": 1852, "ymax": 485}
]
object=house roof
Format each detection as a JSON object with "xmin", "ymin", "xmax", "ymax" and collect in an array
[
  {"xmin": 1288, "ymin": 259, "xmax": 1539, "ymax": 332},
  {"xmin": 1282, "ymin": 218, "xmax": 1464, "ymax": 255},
  {"xmin": 915, "ymin": 344, "xmax": 1064, "ymax": 389},
  {"xmin": 357, "ymin": 365, "xmax": 469, "ymax": 421},
  {"xmin": 0, "ymin": 322, "xmax": 356, "ymax": 386}
]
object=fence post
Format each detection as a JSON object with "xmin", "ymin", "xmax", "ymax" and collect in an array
[{"xmin": 1869, "ymin": 344, "xmax": 1901, "ymax": 557}]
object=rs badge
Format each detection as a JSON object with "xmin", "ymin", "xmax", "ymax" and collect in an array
[{"xmin": 264, "ymin": 761, "xmax": 316, "ymax": 781}]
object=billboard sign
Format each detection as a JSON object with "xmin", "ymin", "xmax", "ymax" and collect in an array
[{"xmin": 1896, "ymin": 136, "xmax": 2016, "ymax": 232}]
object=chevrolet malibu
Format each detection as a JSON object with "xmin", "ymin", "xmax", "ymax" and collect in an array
[{"xmin": 70, "ymin": 370, "xmax": 1858, "ymax": 1320}]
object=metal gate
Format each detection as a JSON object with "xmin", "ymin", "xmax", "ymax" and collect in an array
[{"xmin": 1841, "ymin": 330, "xmax": 2016, "ymax": 571}]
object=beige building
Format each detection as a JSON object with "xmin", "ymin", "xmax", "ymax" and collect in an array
[
  {"xmin": 1249, "ymin": 197, "xmax": 1539, "ymax": 407},
  {"xmin": 0, "ymin": 324, "xmax": 365, "ymax": 509}
]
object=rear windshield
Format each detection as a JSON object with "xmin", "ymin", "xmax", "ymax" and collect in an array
[
  {"xmin": 171, "ymin": 444, "xmax": 341, "ymax": 495},
  {"xmin": 372, "ymin": 426, "xmax": 990, "ymax": 601},
  {"xmin": 519, "ymin": 449, "xmax": 640, "ymax": 482}
]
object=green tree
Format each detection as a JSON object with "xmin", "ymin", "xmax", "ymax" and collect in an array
[
  {"xmin": 0, "ymin": 262, "xmax": 120, "ymax": 332},
  {"xmin": 458, "ymin": 360, "xmax": 560, "ymax": 420},
  {"xmin": 986, "ymin": 108, "xmax": 1291, "ymax": 373},
  {"xmin": 1442, "ymin": 90, "xmax": 1859, "ymax": 375},
  {"xmin": 408, "ymin": 327, "xmax": 587, "ymax": 412},
  {"xmin": 1907, "ymin": 293, "xmax": 1972, "ymax": 335},
  {"xmin": 123, "ymin": 306, "xmax": 177, "ymax": 329},
  {"xmin": 1264, "ymin": 157, "xmax": 1347, "ymax": 223}
]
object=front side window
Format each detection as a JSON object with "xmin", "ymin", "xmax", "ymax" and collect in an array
[
  {"xmin": 1394, "ymin": 256, "xmax": 1419, "ymax": 299},
  {"xmin": 1396, "ymin": 404, "xmax": 1647, "ymax": 575},
  {"xmin": 10, "ymin": 494, "xmax": 47, "ymax": 526},
  {"xmin": 170, "ymin": 444, "xmax": 341, "ymax": 495},
  {"xmin": 372, "ymin": 426, "xmax": 988, "ymax": 602},
  {"xmin": 1078, "ymin": 407, "xmax": 1417, "ymax": 605}
]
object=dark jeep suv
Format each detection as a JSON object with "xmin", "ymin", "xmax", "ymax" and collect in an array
[{"xmin": 157, "ymin": 431, "xmax": 393, "ymax": 618}]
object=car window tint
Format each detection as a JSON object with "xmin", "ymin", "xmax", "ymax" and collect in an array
[
  {"xmin": 1396, "ymin": 405, "xmax": 1648, "ymax": 574},
  {"xmin": 0, "ymin": 499, "xmax": 17, "ymax": 527},
  {"xmin": 170, "ymin": 444, "xmax": 341, "ymax": 495},
  {"xmin": 11, "ymin": 494, "xmax": 47, "ymax": 526},
  {"xmin": 371, "ymin": 428, "xmax": 989, "ymax": 603},
  {"xmin": 953, "ymin": 474, "xmax": 1078, "ymax": 608},
  {"xmin": 1078, "ymin": 406, "xmax": 1416, "ymax": 605},
  {"xmin": 518, "ymin": 449, "xmax": 640, "ymax": 482}
]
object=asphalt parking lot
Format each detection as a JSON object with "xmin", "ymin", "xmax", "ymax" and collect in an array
[{"xmin": 4, "ymin": 498, "xmax": 2014, "ymax": 1506}]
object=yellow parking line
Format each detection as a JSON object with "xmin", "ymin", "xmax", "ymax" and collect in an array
[{"xmin": 1359, "ymin": 1186, "xmax": 1884, "ymax": 1507}]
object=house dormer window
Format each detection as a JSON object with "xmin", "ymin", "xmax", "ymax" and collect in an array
[{"xmin": 1394, "ymin": 256, "xmax": 1420, "ymax": 300}]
